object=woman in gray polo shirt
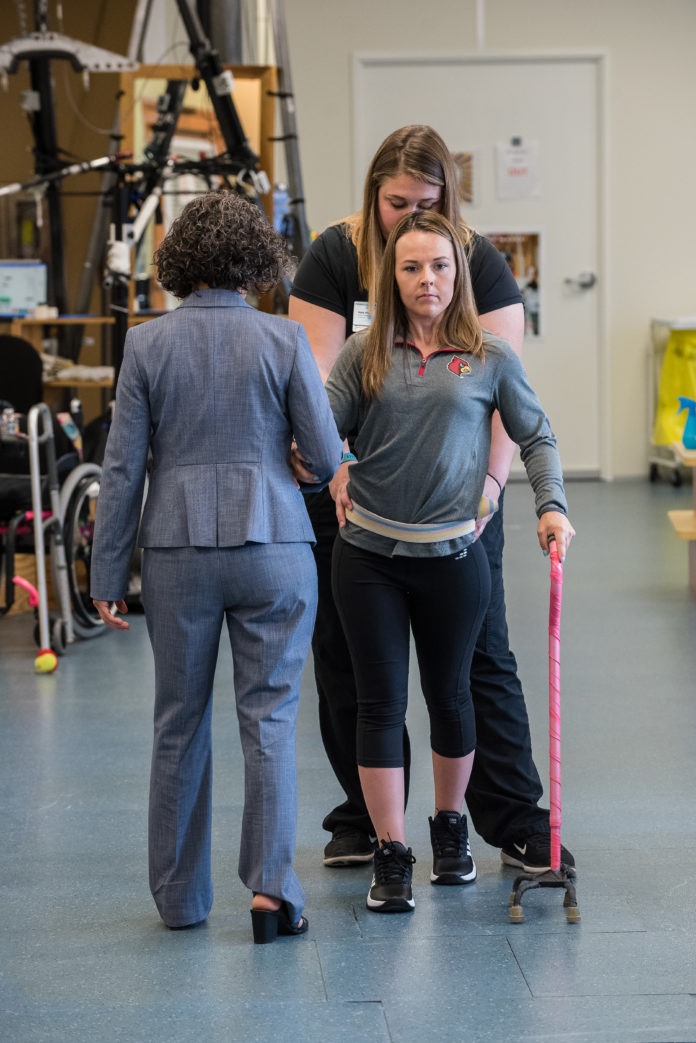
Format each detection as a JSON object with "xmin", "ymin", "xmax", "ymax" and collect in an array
[{"xmin": 325, "ymin": 209, "xmax": 575, "ymax": 915}]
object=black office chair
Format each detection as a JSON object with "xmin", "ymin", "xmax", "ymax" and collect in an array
[
  {"xmin": 0, "ymin": 334, "xmax": 43, "ymax": 414},
  {"xmin": 0, "ymin": 333, "xmax": 74, "ymax": 506}
]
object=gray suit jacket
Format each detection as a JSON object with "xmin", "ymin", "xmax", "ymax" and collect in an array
[{"xmin": 90, "ymin": 288, "xmax": 342, "ymax": 601}]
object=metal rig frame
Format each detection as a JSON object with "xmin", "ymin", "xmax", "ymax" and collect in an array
[{"xmin": 1, "ymin": 0, "xmax": 308, "ymax": 382}]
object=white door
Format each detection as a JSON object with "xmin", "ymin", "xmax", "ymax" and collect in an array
[{"xmin": 353, "ymin": 54, "xmax": 605, "ymax": 477}]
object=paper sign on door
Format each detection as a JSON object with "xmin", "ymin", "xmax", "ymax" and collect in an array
[{"xmin": 495, "ymin": 141, "xmax": 540, "ymax": 201}]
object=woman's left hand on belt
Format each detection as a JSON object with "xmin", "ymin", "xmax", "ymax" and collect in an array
[{"xmin": 329, "ymin": 460, "xmax": 354, "ymax": 528}]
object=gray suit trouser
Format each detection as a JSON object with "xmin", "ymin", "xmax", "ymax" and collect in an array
[{"xmin": 141, "ymin": 543, "xmax": 316, "ymax": 928}]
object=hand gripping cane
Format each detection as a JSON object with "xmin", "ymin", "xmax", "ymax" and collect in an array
[{"xmin": 509, "ymin": 539, "xmax": 580, "ymax": 923}]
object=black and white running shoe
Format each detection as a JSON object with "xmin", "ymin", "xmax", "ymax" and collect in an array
[
  {"xmin": 429, "ymin": 810, "xmax": 477, "ymax": 885},
  {"xmin": 366, "ymin": 840, "xmax": 416, "ymax": 913},
  {"xmin": 323, "ymin": 827, "xmax": 376, "ymax": 867},
  {"xmin": 501, "ymin": 834, "xmax": 575, "ymax": 873}
]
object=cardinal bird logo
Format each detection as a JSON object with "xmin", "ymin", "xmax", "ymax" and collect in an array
[{"xmin": 448, "ymin": 357, "xmax": 471, "ymax": 377}]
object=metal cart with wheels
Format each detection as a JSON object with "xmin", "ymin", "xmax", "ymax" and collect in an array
[{"xmin": 648, "ymin": 317, "xmax": 696, "ymax": 485}]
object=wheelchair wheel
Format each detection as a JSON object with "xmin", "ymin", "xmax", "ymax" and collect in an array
[
  {"xmin": 61, "ymin": 466, "xmax": 106, "ymax": 638},
  {"xmin": 51, "ymin": 616, "xmax": 67, "ymax": 654},
  {"xmin": 33, "ymin": 615, "xmax": 66, "ymax": 655}
]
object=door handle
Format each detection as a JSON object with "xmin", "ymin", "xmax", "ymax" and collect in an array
[{"xmin": 564, "ymin": 271, "xmax": 596, "ymax": 291}]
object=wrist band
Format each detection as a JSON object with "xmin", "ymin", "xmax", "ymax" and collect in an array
[
  {"xmin": 342, "ymin": 452, "xmax": 357, "ymax": 464},
  {"xmin": 486, "ymin": 472, "xmax": 502, "ymax": 494}
]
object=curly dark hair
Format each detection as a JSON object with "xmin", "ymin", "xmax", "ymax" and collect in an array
[{"xmin": 153, "ymin": 190, "xmax": 290, "ymax": 299}]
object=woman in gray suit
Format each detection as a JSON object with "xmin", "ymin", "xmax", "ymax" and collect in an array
[{"xmin": 90, "ymin": 192, "xmax": 342, "ymax": 943}]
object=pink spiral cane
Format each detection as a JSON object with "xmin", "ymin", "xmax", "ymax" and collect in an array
[{"xmin": 548, "ymin": 542, "xmax": 563, "ymax": 872}]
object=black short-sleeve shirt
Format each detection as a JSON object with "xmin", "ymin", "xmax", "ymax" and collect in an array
[{"xmin": 291, "ymin": 222, "xmax": 523, "ymax": 340}]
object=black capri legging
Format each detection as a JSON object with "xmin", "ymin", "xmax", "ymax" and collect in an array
[{"xmin": 332, "ymin": 536, "xmax": 491, "ymax": 768}]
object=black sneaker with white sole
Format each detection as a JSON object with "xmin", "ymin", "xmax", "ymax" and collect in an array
[
  {"xmin": 429, "ymin": 810, "xmax": 477, "ymax": 885},
  {"xmin": 500, "ymin": 833, "xmax": 575, "ymax": 873},
  {"xmin": 366, "ymin": 840, "xmax": 416, "ymax": 913},
  {"xmin": 323, "ymin": 827, "xmax": 376, "ymax": 867}
]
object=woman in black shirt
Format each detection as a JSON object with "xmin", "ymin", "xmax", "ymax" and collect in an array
[{"xmin": 289, "ymin": 124, "xmax": 574, "ymax": 878}]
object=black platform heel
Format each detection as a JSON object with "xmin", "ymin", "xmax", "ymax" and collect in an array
[{"xmin": 250, "ymin": 904, "xmax": 308, "ymax": 944}]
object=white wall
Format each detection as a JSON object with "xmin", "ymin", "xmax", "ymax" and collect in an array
[
  {"xmin": 141, "ymin": 0, "xmax": 191, "ymax": 62},
  {"xmin": 284, "ymin": 0, "xmax": 696, "ymax": 478}
]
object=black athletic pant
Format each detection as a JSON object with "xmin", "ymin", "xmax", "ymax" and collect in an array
[
  {"xmin": 332, "ymin": 538, "xmax": 489, "ymax": 766},
  {"xmin": 304, "ymin": 486, "xmax": 549, "ymax": 846}
]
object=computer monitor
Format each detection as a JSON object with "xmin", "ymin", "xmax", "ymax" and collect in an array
[{"xmin": 0, "ymin": 260, "xmax": 48, "ymax": 317}]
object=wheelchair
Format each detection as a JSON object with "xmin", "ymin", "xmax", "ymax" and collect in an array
[{"xmin": 1, "ymin": 400, "xmax": 106, "ymax": 656}]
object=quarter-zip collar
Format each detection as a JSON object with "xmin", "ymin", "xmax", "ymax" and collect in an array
[{"xmin": 394, "ymin": 337, "xmax": 460, "ymax": 376}]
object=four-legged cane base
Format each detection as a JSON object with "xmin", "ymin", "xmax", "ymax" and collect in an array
[{"xmin": 509, "ymin": 864, "xmax": 580, "ymax": 924}]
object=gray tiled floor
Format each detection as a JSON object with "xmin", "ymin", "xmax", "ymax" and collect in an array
[{"xmin": 2, "ymin": 478, "xmax": 696, "ymax": 1042}]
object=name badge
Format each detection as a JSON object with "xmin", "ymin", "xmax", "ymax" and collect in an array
[{"xmin": 352, "ymin": 300, "xmax": 373, "ymax": 332}]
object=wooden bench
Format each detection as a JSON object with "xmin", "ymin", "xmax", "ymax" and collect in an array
[{"xmin": 667, "ymin": 442, "xmax": 696, "ymax": 596}]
